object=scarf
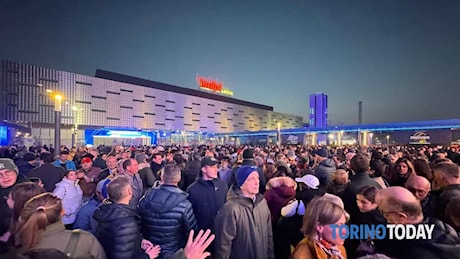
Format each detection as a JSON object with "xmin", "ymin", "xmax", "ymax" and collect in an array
[{"xmin": 314, "ymin": 234, "xmax": 345, "ymax": 259}]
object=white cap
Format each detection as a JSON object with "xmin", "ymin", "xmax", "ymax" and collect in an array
[
  {"xmin": 295, "ymin": 174, "xmax": 320, "ymax": 189},
  {"xmin": 266, "ymin": 158, "xmax": 275, "ymax": 164}
]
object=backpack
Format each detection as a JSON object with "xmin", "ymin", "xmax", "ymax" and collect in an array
[
  {"xmin": 274, "ymin": 200, "xmax": 305, "ymax": 258},
  {"xmin": 64, "ymin": 229, "xmax": 80, "ymax": 258}
]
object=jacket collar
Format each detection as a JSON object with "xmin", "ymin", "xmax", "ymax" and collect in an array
[{"xmin": 39, "ymin": 222, "xmax": 66, "ymax": 239}]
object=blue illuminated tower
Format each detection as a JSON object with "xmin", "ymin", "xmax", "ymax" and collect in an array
[{"xmin": 309, "ymin": 93, "xmax": 328, "ymax": 127}]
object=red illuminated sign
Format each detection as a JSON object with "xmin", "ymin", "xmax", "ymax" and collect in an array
[{"xmin": 197, "ymin": 76, "xmax": 223, "ymax": 92}]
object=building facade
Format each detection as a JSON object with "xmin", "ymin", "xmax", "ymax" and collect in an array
[
  {"xmin": 309, "ymin": 93, "xmax": 328, "ymax": 128},
  {"xmin": 0, "ymin": 60, "xmax": 303, "ymax": 146}
]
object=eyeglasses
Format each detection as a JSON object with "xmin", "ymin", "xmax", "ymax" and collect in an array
[{"xmin": 0, "ymin": 170, "xmax": 16, "ymax": 179}]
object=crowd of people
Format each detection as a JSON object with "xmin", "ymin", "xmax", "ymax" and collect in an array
[{"xmin": 1, "ymin": 142, "xmax": 460, "ymax": 258}]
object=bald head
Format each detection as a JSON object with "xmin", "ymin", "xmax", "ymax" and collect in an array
[
  {"xmin": 376, "ymin": 187, "xmax": 423, "ymax": 224},
  {"xmin": 405, "ymin": 176, "xmax": 431, "ymax": 201}
]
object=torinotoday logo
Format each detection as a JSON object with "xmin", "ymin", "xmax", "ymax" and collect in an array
[{"xmin": 330, "ymin": 224, "xmax": 435, "ymax": 240}]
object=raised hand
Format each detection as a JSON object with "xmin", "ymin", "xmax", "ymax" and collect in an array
[{"xmin": 184, "ymin": 229, "xmax": 215, "ymax": 259}]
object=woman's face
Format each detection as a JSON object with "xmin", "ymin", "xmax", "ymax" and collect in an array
[
  {"xmin": 320, "ymin": 213, "xmax": 347, "ymax": 246},
  {"xmin": 396, "ymin": 162, "xmax": 409, "ymax": 175},
  {"xmin": 356, "ymin": 194, "xmax": 377, "ymax": 213},
  {"xmin": 66, "ymin": 171, "xmax": 78, "ymax": 182}
]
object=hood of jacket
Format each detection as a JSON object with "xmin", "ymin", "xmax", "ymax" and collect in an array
[
  {"xmin": 138, "ymin": 162, "xmax": 150, "ymax": 171},
  {"xmin": 93, "ymin": 200, "xmax": 139, "ymax": 223},
  {"xmin": 318, "ymin": 158, "xmax": 336, "ymax": 168},
  {"xmin": 142, "ymin": 185, "xmax": 189, "ymax": 213},
  {"xmin": 266, "ymin": 176, "xmax": 297, "ymax": 190}
]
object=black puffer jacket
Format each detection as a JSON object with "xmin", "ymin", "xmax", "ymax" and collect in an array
[
  {"xmin": 138, "ymin": 185, "xmax": 197, "ymax": 258},
  {"xmin": 314, "ymin": 158, "xmax": 336, "ymax": 188},
  {"xmin": 93, "ymin": 201, "xmax": 147, "ymax": 259},
  {"xmin": 375, "ymin": 217, "xmax": 460, "ymax": 258}
]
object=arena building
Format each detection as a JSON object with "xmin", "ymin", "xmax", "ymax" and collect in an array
[{"xmin": 0, "ymin": 60, "xmax": 303, "ymax": 146}]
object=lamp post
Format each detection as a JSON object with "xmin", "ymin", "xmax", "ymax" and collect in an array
[
  {"xmin": 369, "ymin": 133, "xmax": 373, "ymax": 145},
  {"xmin": 277, "ymin": 122, "xmax": 281, "ymax": 146},
  {"xmin": 386, "ymin": 135, "xmax": 390, "ymax": 145},
  {"xmin": 71, "ymin": 105, "xmax": 80, "ymax": 148},
  {"xmin": 54, "ymin": 94, "xmax": 62, "ymax": 155}
]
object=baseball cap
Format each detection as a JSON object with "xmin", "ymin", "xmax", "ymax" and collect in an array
[
  {"xmin": 201, "ymin": 156, "xmax": 219, "ymax": 168},
  {"xmin": 81, "ymin": 157, "xmax": 92, "ymax": 164},
  {"xmin": 0, "ymin": 158, "xmax": 19, "ymax": 174},
  {"xmin": 266, "ymin": 158, "xmax": 275, "ymax": 164},
  {"xmin": 295, "ymin": 174, "xmax": 320, "ymax": 189}
]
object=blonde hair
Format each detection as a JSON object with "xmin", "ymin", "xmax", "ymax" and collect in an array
[
  {"xmin": 301, "ymin": 196, "xmax": 348, "ymax": 237},
  {"xmin": 16, "ymin": 193, "xmax": 62, "ymax": 250},
  {"xmin": 333, "ymin": 169, "xmax": 349, "ymax": 185}
]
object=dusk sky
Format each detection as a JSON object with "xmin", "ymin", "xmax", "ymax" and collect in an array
[{"xmin": 1, "ymin": 0, "xmax": 459, "ymax": 126}]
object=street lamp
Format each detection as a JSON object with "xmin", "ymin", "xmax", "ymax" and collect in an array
[
  {"xmin": 53, "ymin": 93, "xmax": 62, "ymax": 155},
  {"xmin": 369, "ymin": 133, "xmax": 373, "ymax": 145},
  {"xmin": 277, "ymin": 122, "xmax": 281, "ymax": 146},
  {"xmin": 386, "ymin": 135, "xmax": 390, "ymax": 145},
  {"xmin": 71, "ymin": 105, "xmax": 82, "ymax": 147}
]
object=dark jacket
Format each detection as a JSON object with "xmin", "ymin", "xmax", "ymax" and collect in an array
[
  {"xmin": 93, "ymin": 200, "xmax": 147, "ymax": 259},
  {"xmin": 73, "ymin": 198, "xmax": 100, "ymax": 235},
  {"xmin": 28, "ymin": 163, "xmax": 65, "ymax": 192},
  {"xmin": 0, "ymin": 174, "xmax": 29, "ymax": 228},
  {"xmin": 432, "ymin": 184, "xmax": 460, "ymax": 223},
  {"xmin": 15, "ymin": 159, "xmax": 36, "ymax": 176},
  {"xmin": 421, "ymin": 193, "xmax": 437, "ymax": 219},
  {"xmin": 342, "ymin": 172, "xmax": 382, "ymax": 225},
  {"xmin": 375, "ymin": 217, "xmax": 460, "ymax": 258},
  {"xmin": 314, "ymin": 158, "xmax": 337, "ymax": 188},
  {"xmin": 138, "ymin": 185, "xmax": 197, "ymax": 258},
  {"xmin": 77, "ymin": 166, "xmax": 102, "ymax": 198},
  {"xmin": 150, "ymin": 161, "xmax": 163, "ymax": 180},
  {"xmin": 213, "ymin": 186, "xmax": 274, "ymax": 259},
  {"xmin": 186, "ymin": 178, "xmax": 228, "ymax": 231},
  {"xmin": 138, "ymin": 162, "xmax": 156, "ymax": 195},
  {"xmin": 93, "ymin": 157, "xmax": 107, "ymax": 170}
]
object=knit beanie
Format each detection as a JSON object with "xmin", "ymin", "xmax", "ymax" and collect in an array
[{"xmin": 236, "ymin": 166, "xmax": 257, "ymax": 187}]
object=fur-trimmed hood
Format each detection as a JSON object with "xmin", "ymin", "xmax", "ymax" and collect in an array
[{"xmin": 266, "ymin": 176, "xmax": 297, "ymax": 190}]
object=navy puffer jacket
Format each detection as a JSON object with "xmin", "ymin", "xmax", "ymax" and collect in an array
[
  {"xmin": 93, "ymin": 201, "xmax": 147, "ymax": 259},
  {"xmin": 138, "ymin": 185, "xmax": 197, "ymax": 258}
]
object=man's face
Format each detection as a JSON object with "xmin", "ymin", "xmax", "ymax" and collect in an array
[
  {"xmin": 153, "ymin": 155, "xmax": 163, "ymax": 164},
  {"xmin": 81, "ymin": 160, "xmax": 93, "ymax": 171},
  {"xmin": 60, "ymin": 154, "xmax": 69, "ymax": 162},
  {"xmin": 127, "ymin": 159, "xmax": 139, "ymax": 175},
  {"xmin": 0, "ymin": 169, "xmax": 17, "ymax": 188},
  {"xmin": 202, "ymin": 164, "xmax": 218, "ymax": 180},
  {"xmin": 432, "ymin": 169, "xmax": 448, "ymax": 190},
  {"xmin": 240, "ymin": 171, "xmax": 260, "ymax": 197},
  {"xmin": 121, "ymin": 151, "xmax": 130, "ymax": 159},
  {"xmin": 106, "ymin": 157, "xmax": 117, "ymax": 170},
  {"xmin": 406, "ymin": 182, "xmax": 429, "ymax": 201}
]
